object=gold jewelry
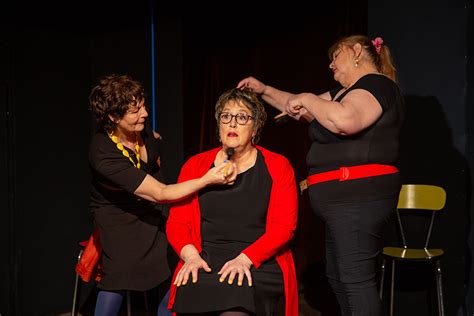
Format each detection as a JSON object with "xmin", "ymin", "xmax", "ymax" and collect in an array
[{"xmin": 108, "ymin": 132, "xmax": 141, "ymax": 169}]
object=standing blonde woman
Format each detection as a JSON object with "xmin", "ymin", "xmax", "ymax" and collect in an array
[{"xmin": 238, "ymin": 35, "xmax": 405, "ymax": 316}]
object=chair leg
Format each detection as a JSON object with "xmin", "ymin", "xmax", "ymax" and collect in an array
[
  {"xmin": 435, "ymin": 261, "xmax": 445, "ymax": 316},
  {"xmin": 71, "ymin": 272, "xmax": 81, "ymax": 316},
  {"xmin": 379, "ymin": 258, "xmax": 386, "ymax": 300},
  {"xmin": 72, "ymin": 249, "xmax": 83, "ymax": 316},
  {"xmin": 126, "ymin": 290, "xmax": 132, "ymax": 316},
  {"xmin": 390, "ymin": 260, "xmax": 395, "ymax": 316}
]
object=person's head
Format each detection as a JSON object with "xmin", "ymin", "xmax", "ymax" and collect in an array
[
  {"xmin": 89, "ymin": 74, "xmax": 148, "ymax": 135},
  {"xmin": 215, "ymin": 88, "xmax": 267, "ymax": 151},
  {"xmin": 328, "ymin": 35, "xmax": 397, "ymax": 85}
]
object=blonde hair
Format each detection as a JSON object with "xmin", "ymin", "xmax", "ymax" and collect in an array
[{"xmin": 328, "ymin": 35, "xmax": 397, "ymax": 82}]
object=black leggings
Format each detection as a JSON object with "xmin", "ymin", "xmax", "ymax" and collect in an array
[{"xmin": 311, "ymin": 196, "xmax": 397, "ymax": 316}]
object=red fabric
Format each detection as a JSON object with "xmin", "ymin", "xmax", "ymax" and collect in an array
[
  {"xmin": 166, "ymin": 146, "xmax": 298, "ymax": 315},
  {"xmin": 307, "ymin": 164, "xmax": 398, "ymax": 186},
  {"xmin": 75, "ymin": 228, "xmax": 103, "ymax": 282}
]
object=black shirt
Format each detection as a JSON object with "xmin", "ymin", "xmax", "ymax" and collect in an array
[{"xmin": 307, "ymin": 74, "xmax": 405, "ymax": 202}]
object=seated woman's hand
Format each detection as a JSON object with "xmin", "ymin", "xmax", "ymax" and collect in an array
[
  {"xmin": 174, "ymin": 253, "xmax": 211, "ymax": 286},
  {"xmin": 202, "ymin": 161, "xmax": 237, "ymax": 186},
  {"xmin": 218, "ymin": 253, "xmax": 253, "ymax": 287}
]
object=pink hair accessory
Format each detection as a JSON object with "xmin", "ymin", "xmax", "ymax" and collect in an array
[{"xmin": 371, "ymin": 37, "xmax": 384, "ymax": 54}]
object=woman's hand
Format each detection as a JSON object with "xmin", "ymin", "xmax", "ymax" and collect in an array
[
  {"xmin": 174, "ymin": 253, "xmax": 211, "ymax": 287},
  {"xmin": 218, "ymin": 253, "xmax": 253, "ymax": 287},
  {"xmin": 236, "ymin": 77, "xmax": 266, "ymax": 95},
  {"xmin": 285, "ymin": 94, "xmax": 308, "ymax": 120},
  {"xmin": 202, "ymin": 162, "xmax": 237, "ymax": 186},
  {"xmin": 286, "ymin": 106, "xmax": 308, "ymax": 121},
  {"xmin": 286, "ymin": 93, "xmax": 306, "ymax": 117}
]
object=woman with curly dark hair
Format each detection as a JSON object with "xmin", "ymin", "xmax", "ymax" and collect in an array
[{"xmin": 88, "ymin": 74, "xmax": 236, "ymax": 316}]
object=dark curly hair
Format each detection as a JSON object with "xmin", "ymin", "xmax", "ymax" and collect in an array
[
  {"xmin": 89, "ymin": 74, "xmax": 145, "ymax": 132},
  {"xmin": 215, "ymin": 88, "xmax": 267, "ymax": 144}
]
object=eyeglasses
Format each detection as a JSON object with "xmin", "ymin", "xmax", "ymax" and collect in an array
[{"xmin": 219, "ymin": 112, "xmax": 254, "ymax": 125}]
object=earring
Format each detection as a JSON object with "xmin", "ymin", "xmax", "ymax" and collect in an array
[{"xmin": 355, "ymin": 59, "xmax": 359, "ymax": 67}]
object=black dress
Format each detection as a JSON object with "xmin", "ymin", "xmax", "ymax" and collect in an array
[
  {"xmin": 88, "ymin": 126, "xmax": 170, "ymax": 291},
  {"xmin": 172, "ymin": 150, "xmax": 284, "ymax": 315}
]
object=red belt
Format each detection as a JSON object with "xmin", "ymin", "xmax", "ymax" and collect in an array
[{"xmin": 307, "ymin": 164, "xmax": 398, "ymax": 187}]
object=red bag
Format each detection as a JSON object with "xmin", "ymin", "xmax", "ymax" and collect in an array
[{"xmin": 75, "ymin": 228, "xmax": 103, "ymax": 282}]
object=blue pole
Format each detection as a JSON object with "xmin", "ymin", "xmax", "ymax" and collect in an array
[{"xmin": 150, "ymin": 0, "xmax": 156, "ymax": 131}]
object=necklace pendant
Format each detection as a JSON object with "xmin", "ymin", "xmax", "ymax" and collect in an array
[{"xmin": 109, "ymin": 131, "xmax": 141, "ymax": 169}]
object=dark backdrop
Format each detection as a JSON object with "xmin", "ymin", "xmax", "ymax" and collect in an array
[
  {"xmin": 1, "ymin": 1, "xmax": 473, "ymax": 315},
  {"xmin": 467, "ymin": 1, "xmax": 474, "ymax": 313},
  {"xmin": 0, "ymin": 1, "xmax": 154, "ymax": 315},
  {"xmin": 159, "ymin": 3, "xmax": 367, "ymax": 315},
  {"xmin": 369, "ymin": 1, "xmax": 471, "ymax": 315}
]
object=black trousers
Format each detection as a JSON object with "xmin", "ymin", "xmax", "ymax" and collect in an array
[{"xmin": 310, "ymin": 195, "xmax": 397, "ymax": 316}]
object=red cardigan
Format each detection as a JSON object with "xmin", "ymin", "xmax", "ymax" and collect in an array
[{"xmin": 166, "ymin": 146, "xmax": 298, "ymax": 315}]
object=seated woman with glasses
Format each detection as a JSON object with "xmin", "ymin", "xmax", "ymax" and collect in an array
[{"xmin": 165, "ymin": 88, "xmax": 299, "ymax": 315}]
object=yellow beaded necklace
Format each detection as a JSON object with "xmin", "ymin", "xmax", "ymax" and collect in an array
[{"xmin": 108, "ymin": 132, "xmax": 141, "ymax": 169}]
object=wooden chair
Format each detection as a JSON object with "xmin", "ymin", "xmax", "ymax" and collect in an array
[{"xmin": 379, "ymin": 184, "xmax": 446, "ymax": 316}]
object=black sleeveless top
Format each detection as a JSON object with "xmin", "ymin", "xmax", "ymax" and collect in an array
[{"xmin": 307, "ymin": 74, "xmax": 405, "ymax": 202}]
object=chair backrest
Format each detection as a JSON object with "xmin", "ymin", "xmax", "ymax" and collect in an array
[
  {"xmin": 395, "ymin": 184, "xmax": 446, "ymax": 249},
  {"xmin": 397, "ymin": 184, "xmax": 446, "ymax": 211}
]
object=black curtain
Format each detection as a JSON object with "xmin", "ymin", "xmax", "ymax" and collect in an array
[{"xmin": 0, "ymin": 1, "xmax": 153, "ymax": 314}]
